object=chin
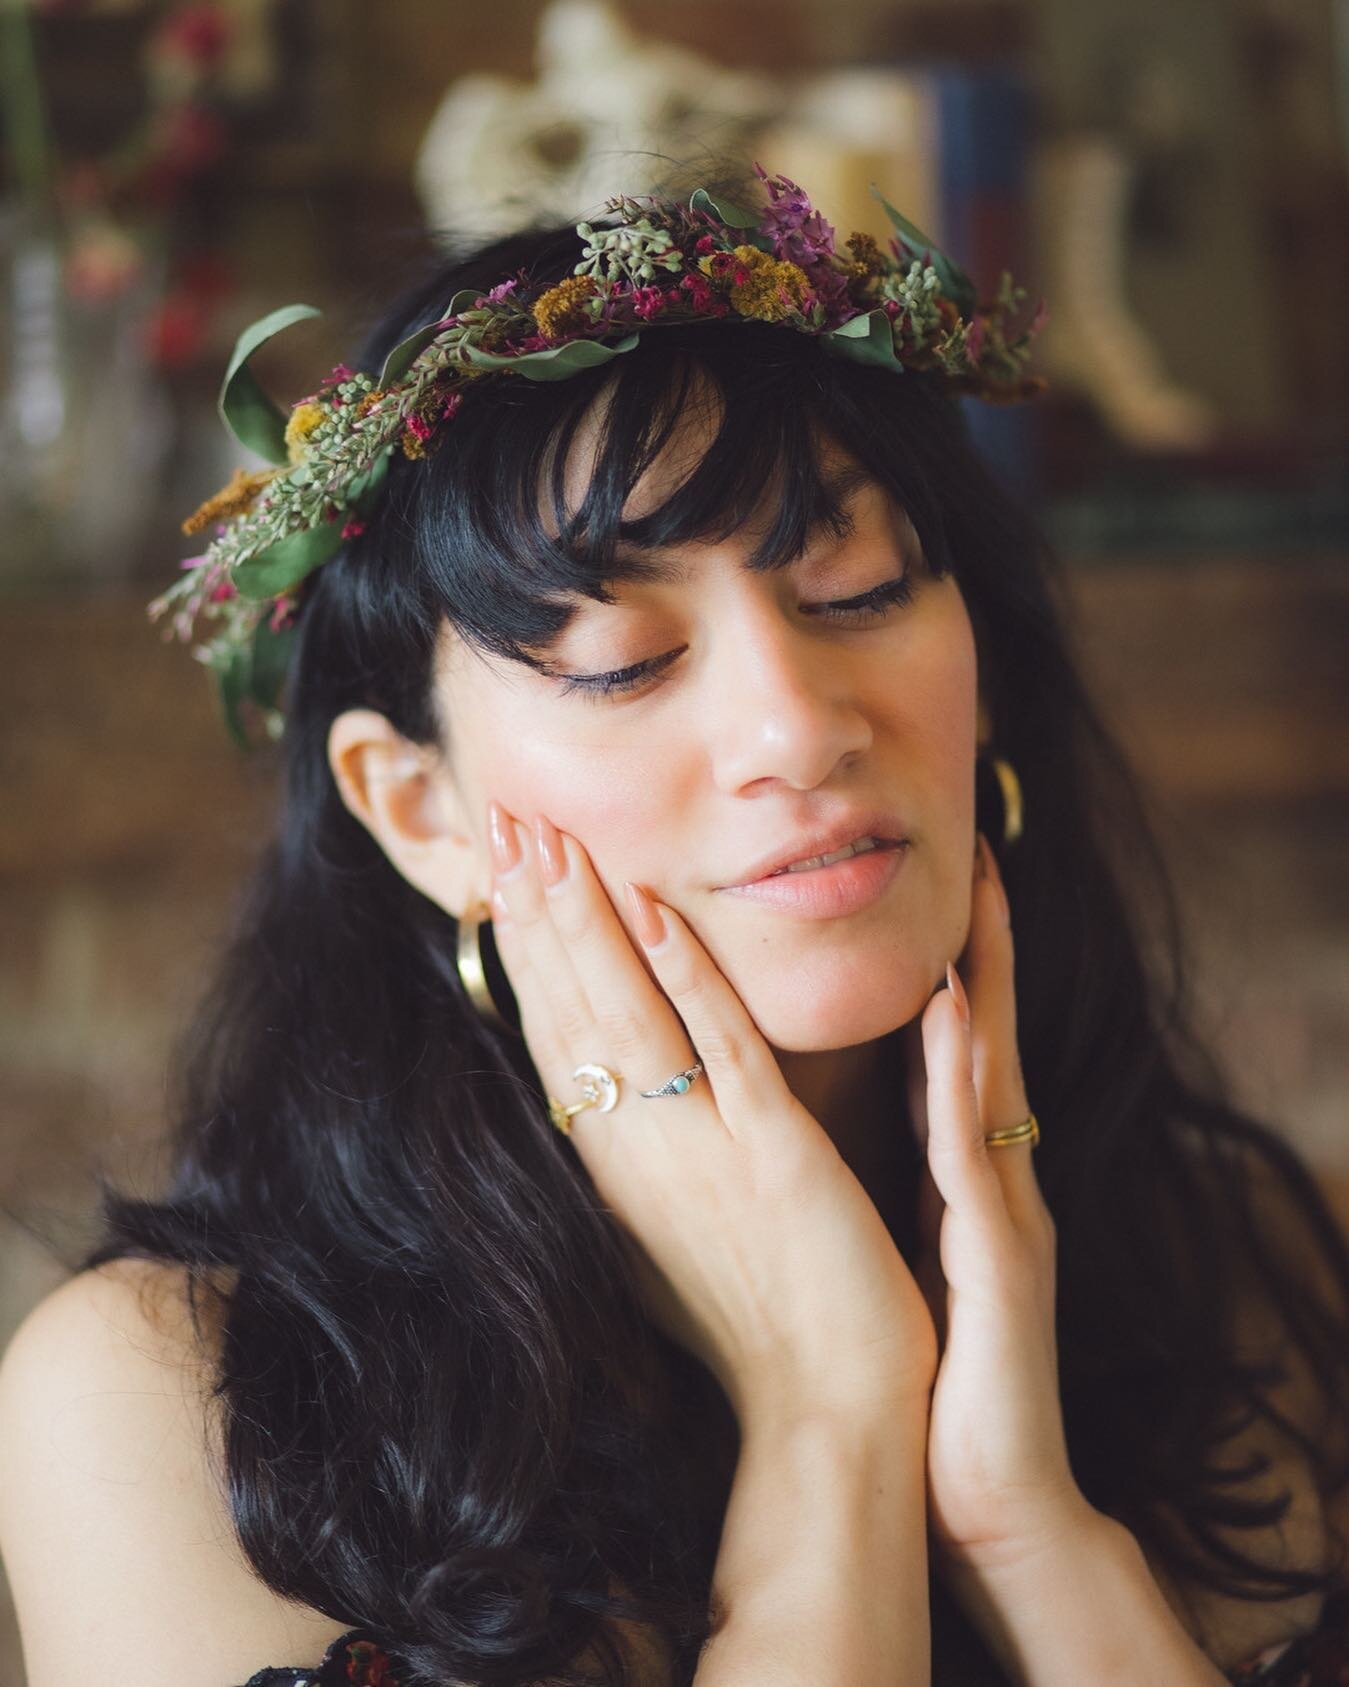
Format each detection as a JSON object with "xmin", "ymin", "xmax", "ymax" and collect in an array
[{"xmin": 733, "ymin": 956, "xmax": 938, "ymax": 1054}]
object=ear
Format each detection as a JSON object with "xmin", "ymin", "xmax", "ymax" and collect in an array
[{"xmin": 327, "ymin": 709, "xmax": 487, "ymax": 919}]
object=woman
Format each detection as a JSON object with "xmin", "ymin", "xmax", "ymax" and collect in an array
[{"xmin": 0, "ymin": 169, "xmax": 1346, "ymax": 1687}]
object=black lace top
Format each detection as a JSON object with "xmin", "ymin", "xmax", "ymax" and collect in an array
[{"xmin": 239, "ymin": 1585, "xmax": 1349, "ymax": 1685}]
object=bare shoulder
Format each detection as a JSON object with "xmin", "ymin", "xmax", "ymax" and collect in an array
[
  {"xmin": 0, "ymin": 1257, "xmax": 354, "ymax": 1687},
  {"xmin": 1142, "ymin": 1144, "xmax": 1349, "ymax": 1670}
]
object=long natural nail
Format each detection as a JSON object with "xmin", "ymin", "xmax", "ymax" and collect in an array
[
  {"xmin": 625, "ymin": 881, "xmax": 666, "ymax": 948},
  {"xmin": 947, "ymin": 960, "xmax": 970, "ymax": 1024},
  {"xmin": 488, "ymin": 799, "xmax": 522, "ymax": 874},
  {"xmin": 534, "ymin": 813, "xmax": 568, "ymax": 887}
]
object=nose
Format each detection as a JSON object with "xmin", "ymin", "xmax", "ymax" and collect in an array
[{"xmin": 708, "ymin": 601, "xmax": 873, "ymax": 793}]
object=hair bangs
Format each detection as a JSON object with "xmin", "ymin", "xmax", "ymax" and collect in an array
[{"xmin": 394, "ymin": 321, "xmax": 956, "ymax": 674}]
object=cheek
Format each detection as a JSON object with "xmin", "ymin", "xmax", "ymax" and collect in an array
[{"xmin": 453, "ymin": 690, "xmax": 669, "ymax": 885}]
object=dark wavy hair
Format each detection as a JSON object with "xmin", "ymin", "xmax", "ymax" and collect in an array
[{"xmin": 77, "ymin": 203, "xmax": 1349, "ymax": 1685}]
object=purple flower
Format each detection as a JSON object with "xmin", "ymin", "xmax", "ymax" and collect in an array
[
  {"xmin": 486, "ymin": 279, "xmax": 519, "ymax": 304},
  {"xmin": 753, "ymin": 162, "xmax": 838, "ymax": 264}
]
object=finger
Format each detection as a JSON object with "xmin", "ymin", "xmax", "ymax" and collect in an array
[
  {"xmin": 964, "ymin": 834, "xmax": 1046, "ymax": 1234},
  {"xmin": 921, "ymin": 959, "xmax": 1017, "ymax": 1280},
  {"xmin": 488, "ymin": 805, "xmax": 699, "ymax": 1155},
  {"xmin": 620, "ymin": 887, "xmax": 806, "ymax": 1150}
]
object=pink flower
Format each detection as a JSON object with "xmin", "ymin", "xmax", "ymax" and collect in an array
[
  {"xmin": 694, "ymin": 234, "xmax": 716, "ymax": 255},
  {"xmin": 341, "ymin": 518, "xmax": 367, "ymax": 540},
  {"xmin": 405, "ymin": 412, "xmax": 435, "ymax": 442},
  {"xmin": 179, "ymin": 553, "xmax": 209, "ymax": 571},
  {"xmin": 631, "ymin": 286, "xmax": 665, "ymax": 320},
  {"xmin": 208, "ymin": 580, "xmax": 236, "ymax": 603},
  {"xmin": 269, "ymin": 597, "xmax": 296, "ymax": 632},
  {"xmin": 441, "ymin": 392, "xmax": 463, "ymax": 420},
  {"xmin": 679, "ymin": 273, "xmax": 727, "ymax": 314},
  {"xmin": 486, "ymin": 279, "xmax": 519, "ymax": 304}
]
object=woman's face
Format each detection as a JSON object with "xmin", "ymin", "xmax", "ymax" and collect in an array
[{"xmin": 434, "ymin": 401, "xmax": 981, "ymax": 1055}]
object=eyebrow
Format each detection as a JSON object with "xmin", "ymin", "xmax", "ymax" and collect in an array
[{"xmin": 594, "ymin": 462, "xmax": 883, "ymax": 587}]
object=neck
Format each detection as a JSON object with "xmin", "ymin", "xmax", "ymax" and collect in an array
[{"xmin": 774, "ymin": 1032, "xmax": 920, "ymax": 1240}]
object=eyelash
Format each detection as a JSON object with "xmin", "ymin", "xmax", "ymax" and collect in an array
[{"xmin": 553, "ymin": 572, "xmax": 919, "ymax": 700}]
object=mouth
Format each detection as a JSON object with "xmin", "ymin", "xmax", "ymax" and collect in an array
[
  {"xmin": 761, "ymin": 835, "xmax": 906, "ymax": 878},
  {"xmin": 715, "ymin": 837, "xmax": 911, "ymax": 920}
]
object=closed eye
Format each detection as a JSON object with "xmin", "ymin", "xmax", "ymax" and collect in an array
[{"xmin": 551, "ymin": 571, "xmax": 918, "ymax": 701}]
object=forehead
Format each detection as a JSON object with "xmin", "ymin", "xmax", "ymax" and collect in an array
[{"xmin": 551, "ymin": 364, "xmax": 904, "ymax": 557}]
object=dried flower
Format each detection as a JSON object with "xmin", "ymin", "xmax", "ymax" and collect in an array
[
  {"xmin": 723, "ymin": 246, "xmax": 809, "ymax": 323},
  {"xmin": 284, "ymin": 400, "xmax": 325, "ymax": 462},
  {"xmin": 181, "ymin": 467, "xmax": 277, "ymax": 535},
  {"xmin": 531, "ymin": 275, "xmax": 603, "ymax": 341}
]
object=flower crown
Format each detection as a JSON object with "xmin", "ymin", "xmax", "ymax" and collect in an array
[{"xmin": 152, "ymin": 164, "xmax": 1048, "ymax": 746}]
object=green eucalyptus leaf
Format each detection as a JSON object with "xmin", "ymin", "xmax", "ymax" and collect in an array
[
  {"xmin": 232, "ymin": 520, "xmax": 343, "ymax": 600},
  {"xmin": 217, "ymin": 647, "xmax": 253, "ymax": 751},
  {"xmin": 689, "ymin": 188, "xmax": 760, "ymax": 229},
  {"xmin": 219, "ymin": 303, "xmax": 322, "ymax": 465},
  {"xmin": 445, "ymin": 288, "xmax": 485, "ymax": 317},
  {"xmin": 462, "ymin": 334, "xmax": 640, "ymax": 381},
  {"xmin": 378, "ymin": 290, "xmax": 489, "ymax": 386},
  {"xmin": 822, "ymin": 309, "xmax": 907, "ymax": 374},
  {"xmin": 249, "ymin": 618, "xmax": 296, "ymax": 712},
  {"xmin": 870, "ymin": 187, "xmax": 977, "ymax": 315}
]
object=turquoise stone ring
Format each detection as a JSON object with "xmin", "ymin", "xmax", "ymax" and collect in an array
[{"xmin": 640, "ymin": 1060, "xmax": 705, "ymax": 1100}]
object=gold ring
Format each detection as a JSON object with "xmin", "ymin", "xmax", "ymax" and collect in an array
[{"xmin": 984, "ymin": 1112, "xmax": 1039, "ymax": 1148}]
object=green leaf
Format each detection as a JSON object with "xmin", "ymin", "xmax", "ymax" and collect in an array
[
  {"xmin": 249, "ymin": 618, "xmax": 296, "ymax": 712},
  {"xmin": 822, "ymin": 309, "xmax": 907, "ymax": 374},
  {"xmin": 689, "ymin": 187, "xmax": 760, "ymax": 229},
  {"xmin": 461, "ymin": 334, "xmax": 640, "ymax": 381},
  {"xmin": 219, "ymin": 304, "xmax": 322, "ymax": 465},
  {"xmin": 444, "ymin": 287, "xmax": 485, "ymax": 317},
  {"xmin": 870, "ymin": 187, "xmax": 976, "ymax": 315},
  {"xmin": 217, "ymin": 646, "xmax": 254, "ymax": 751},
  {"xmin": 232, "ymin": 519, "xmax": 343, "ymax": 600}
]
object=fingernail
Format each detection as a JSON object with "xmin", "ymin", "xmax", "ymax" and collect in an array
[
  {"xmin": 534, "ymin": 813, "xmax": 567, "ymax": 887},
  {"xmin": 488, "ymin": 799, "xmax": 522, "ymax": 876},
  {"xmin": 625, "ymin": 881, "xmax": 666, "ymax": 948},
  {"xmin": 946, "ymin": 960, "xmax": 970, "ymax": 1025}
]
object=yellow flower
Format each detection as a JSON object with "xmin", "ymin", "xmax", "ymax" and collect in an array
[
  {"xmin": 284, "ymin": 400, "xmax": 325, "ymax": 464},
  {"xmin": 844, "ymin": 232, "xmax": 885, "ymax": 282},
  {"xmin": 181, "ymin": 467, "xmax": 278, "ymax": 536},
  {"xmin": 531, "ymin": 275, "xmax": 601, "ymax": 341},
  {"xmin": 724, "ymin": 246, "xmax": 809, "ymax": 323}
]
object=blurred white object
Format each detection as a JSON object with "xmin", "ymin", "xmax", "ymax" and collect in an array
[
  {"xmin": 415, "ymin": 0, "xmax": 780, "ymax": 236},
  {"xmin": 1034, "ymin": 135, "xmax": 1219, "ymax": 450}
]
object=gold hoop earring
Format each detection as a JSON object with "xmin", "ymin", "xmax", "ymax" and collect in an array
[
  {"xmin": 456, "ymin": 901, "xmax": 509, "ymax": 1028},
  {"xmin": 990, "ymin": 754, "xmax": 1023, "ymax": 845},
  {"xmin": 977, "ymin": 747, "xmax": 1025, "ymax": 848}
]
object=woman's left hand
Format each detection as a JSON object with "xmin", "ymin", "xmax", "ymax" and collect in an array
[{"xmin": 900, "ymin": 832, "xmax": 1092, "ymax": 1580}]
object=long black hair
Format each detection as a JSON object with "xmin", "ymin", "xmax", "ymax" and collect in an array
[{"xmin": 80, "ymin": 201, "xmax": 1349, "ymax": 1685}]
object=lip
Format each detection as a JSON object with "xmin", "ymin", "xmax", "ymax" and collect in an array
[
  {"xmin": 715, "ymin": 811, "xmax": 912, "ymax": 889},
  {"xmin": 715, "ymin": 840, "xmax": 909, "ymax": 918}
]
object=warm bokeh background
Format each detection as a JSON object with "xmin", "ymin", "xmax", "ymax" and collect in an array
[{"xmin": 2, "ymin": 1, "xmax": 1347, "ymax": 1678}]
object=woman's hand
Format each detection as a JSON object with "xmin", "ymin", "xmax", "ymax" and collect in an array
[
  {"xmin": 900, "ymin": 833, "xmax": 1088, "ymax": 1577},
  {"xmin": 485, "ymin": 800, "xmax": 940, "ymax": 1435}
]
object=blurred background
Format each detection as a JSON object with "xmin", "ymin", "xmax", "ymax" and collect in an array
[{"xmin": 1, "ymin": 0, "xmax": 1347, "ymax": 1672}]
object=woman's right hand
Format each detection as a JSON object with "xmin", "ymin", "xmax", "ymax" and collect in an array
[{"xmin": 484, "ymin": 799, "xmax": 938, "ymax": 1433}]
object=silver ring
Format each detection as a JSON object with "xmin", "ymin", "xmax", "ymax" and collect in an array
[{"xmin": 640, "ymin": 1060, "xmax": 704, "ymax": 1099}]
